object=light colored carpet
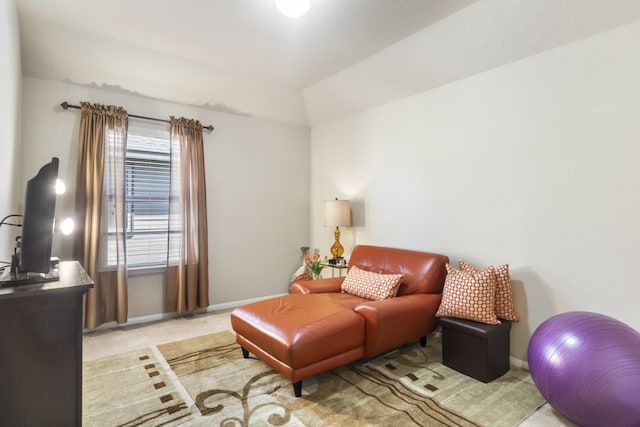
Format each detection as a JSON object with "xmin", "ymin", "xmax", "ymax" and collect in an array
[{"xmin": 83, "ymin": 330, "xmax": 545, "ymax": 426}]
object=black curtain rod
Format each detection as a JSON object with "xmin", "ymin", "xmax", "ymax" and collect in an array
[{"xmin": 60, "ymin": 102, "xmax": 214, "ymax": 132}]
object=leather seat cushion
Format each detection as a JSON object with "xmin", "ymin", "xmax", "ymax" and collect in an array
[
  {"xmin": 231, "ymin": 294, "xmax": 365, "ymax": 369},
  {"xmin": 311, "ymin": 292, "xmax": 370, "ymax": 309}
]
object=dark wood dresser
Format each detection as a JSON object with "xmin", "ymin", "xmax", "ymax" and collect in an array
[{"xmin": 0, "ymin": 261, "xmax": 93, "ymax": 427}]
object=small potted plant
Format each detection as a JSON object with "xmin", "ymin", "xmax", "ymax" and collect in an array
[{"xmin": 304, "ymin": 252, "xmax": 328, "ymax": 280}]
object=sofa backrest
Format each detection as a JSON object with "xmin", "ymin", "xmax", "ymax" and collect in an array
[{"xmin": 348, "ymin": 245, "xmax": 449, "ymax": 296}]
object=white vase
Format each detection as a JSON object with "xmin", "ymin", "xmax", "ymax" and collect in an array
[{"xmin": 289, "ymin": 246, "xmax": 311, "ymax": 284}]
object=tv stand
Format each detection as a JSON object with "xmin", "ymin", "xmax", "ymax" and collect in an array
[{"xmin": 0, "ymin": 261, "xmax": 93, "ymax": 426}]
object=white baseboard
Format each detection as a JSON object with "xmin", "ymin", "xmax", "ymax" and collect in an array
[
  {"xmin": 119, "ymin": 293, "xmax": 288, "ymax": 328},
  {"xmin": 122, "ymin": 312, "xmax": 179, "ymax": 326},
  {"xmin": 510, "ymin": 356, "xmax": 529, "ymax": 370},
  {"xmin": 204, "ymin": 293, "xmax": 288, "ymax": 313}
]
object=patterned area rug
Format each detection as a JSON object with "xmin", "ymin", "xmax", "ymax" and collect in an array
[{"xmin": 83, "ymin": 331, "xmax": 545, "ymax": 426}]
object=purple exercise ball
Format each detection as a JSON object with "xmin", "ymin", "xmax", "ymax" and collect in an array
[{"xmin": 528, "ymin": 311, "xmax": 640, "ymax": 427}]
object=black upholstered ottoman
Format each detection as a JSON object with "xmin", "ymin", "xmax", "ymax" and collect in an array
[{"xmin": 440, "ymin": 317, "xmax": 511, "ymax": 382}]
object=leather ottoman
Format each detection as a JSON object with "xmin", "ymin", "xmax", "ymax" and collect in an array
[
  {"xmin": 440, "ymin": 317, "xmax": 511, "ymax": 383},
  {"xmin": 231, "ymin": 294, "xmax": 365, "ymax": 396}
]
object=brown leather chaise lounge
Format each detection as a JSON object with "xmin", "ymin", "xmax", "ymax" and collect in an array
[{"xmin": 230, "ymin": 245, "xmax": 448, "ymax": 396}]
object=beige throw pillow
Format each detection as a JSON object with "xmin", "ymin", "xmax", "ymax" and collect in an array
[
  {"xmin": 341, "ymin": 266, "xmax": 403, "ymax": 301},
  {"xmin": 459, "ymin": 260, "xmax": 519, "ymax": 321},
  {"xmin": 436, "ymin": 264, "xmax": 501, "ymax": 325}
]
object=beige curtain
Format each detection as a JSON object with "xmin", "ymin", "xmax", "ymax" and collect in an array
[
  {"xmin": 165, "ymin": 116, "xmax": 210, "ymax": 313},
  {"xmin": 74, "ymin": 102, "xmax": 129, "ymax": 330}
]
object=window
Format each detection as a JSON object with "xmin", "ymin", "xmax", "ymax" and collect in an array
[{"xmin": 103, "ymin": 123, "xmax": 179, "ymax": 270}]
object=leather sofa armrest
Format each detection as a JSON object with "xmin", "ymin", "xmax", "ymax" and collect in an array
[
  {"xmin": 290, "ymin": 277, "xmax": 345, "ymax": 294},
  {"xmin": 354, "ymin": 293, "xmax": 443, "ymax": 356}
]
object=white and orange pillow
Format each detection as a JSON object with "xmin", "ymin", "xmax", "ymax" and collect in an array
[
  {"xmin": 436, "ymin": 264, "xmax": 501, "ymax": 325},
  {"xmin": 459, "ymin": 260, "xmax": 519, "ymax": 321},
  {"xmin": 341, "ymin": 266, "xmax": 403, "ymax": 301}
]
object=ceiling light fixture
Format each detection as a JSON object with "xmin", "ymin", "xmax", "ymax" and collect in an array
[{"xmin": 276, "ymin": 0, "xmax": 310, "ymax": 18}]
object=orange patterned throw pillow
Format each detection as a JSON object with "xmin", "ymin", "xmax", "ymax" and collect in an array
[
  {"xmin": 341, "ymin": 266, "xmax": 404, "ymax": 301},
  {"xmin": 459, "ymin": 260, "xmax": 519, "ymax": 321},
  {"xmin": 436, "ymin": 264, "xmax": 500, "ymax": 325}
]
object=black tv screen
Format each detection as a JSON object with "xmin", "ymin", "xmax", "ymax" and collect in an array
[{"xmin": 18, "ymin": 157, "xmax": 59, "ymax": 274}]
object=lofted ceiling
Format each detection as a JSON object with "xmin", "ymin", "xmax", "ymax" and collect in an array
[
  {"xmin": 15, "ymin": 0, "xmax": 640, "ymax": 126},
  {"xmin": 16, "ymin": 0, "xmax": 476, "ymax": 89}
]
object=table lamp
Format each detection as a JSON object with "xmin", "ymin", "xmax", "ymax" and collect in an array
[{"xmin": 323, "ymin": 199, "xmax": 351, "ymax": 264}]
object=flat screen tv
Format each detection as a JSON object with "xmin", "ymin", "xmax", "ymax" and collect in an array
[
  {"xmin": 0, "ymin": 157, "xmax": 60, "ymax": 286},
  {"xmin": 19, "ymin": 157, "xmax": 59, "ymax": 273}
]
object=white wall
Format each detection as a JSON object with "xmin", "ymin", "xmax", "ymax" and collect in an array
[
  {"xmin": 304, "ymin": 0, "xmax": 640, "ymax": 126},
  {"xmin": 20, "ymin": 77, "xmax": 310, "ymax": 318},
  {"xmin": 19, "ymin": 14, "xmax": 309, "ymax": 127},
  {"xmin": 0, "ymin": 0, "xmax": 21, "ymax": 264},
  {"xmin": 310, "ymin": 20, "xmax": 640, "ymax": 361}
]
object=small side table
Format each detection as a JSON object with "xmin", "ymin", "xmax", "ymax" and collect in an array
[{"xmin": 321, "ymin": 263, "xmax": 348, "ymax": 278}]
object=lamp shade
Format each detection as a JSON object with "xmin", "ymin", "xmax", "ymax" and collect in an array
[{"xmin": 323, "ymin": 199, "xmax": 351, "ymax": 227}]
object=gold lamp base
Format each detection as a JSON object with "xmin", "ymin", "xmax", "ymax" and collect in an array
[{"xmin": 330, "ymin": 226, "xmax": 344, "ymax": 261}]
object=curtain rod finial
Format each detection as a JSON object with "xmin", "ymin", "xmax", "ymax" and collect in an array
[{"xmin": 60, "ymin": 102, "xmax": 69, "ymax": 110}]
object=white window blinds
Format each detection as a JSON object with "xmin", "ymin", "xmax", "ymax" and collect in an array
[{"xmin": 104, "ymin": 123, "xmax": 179, "ymax": 269}]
